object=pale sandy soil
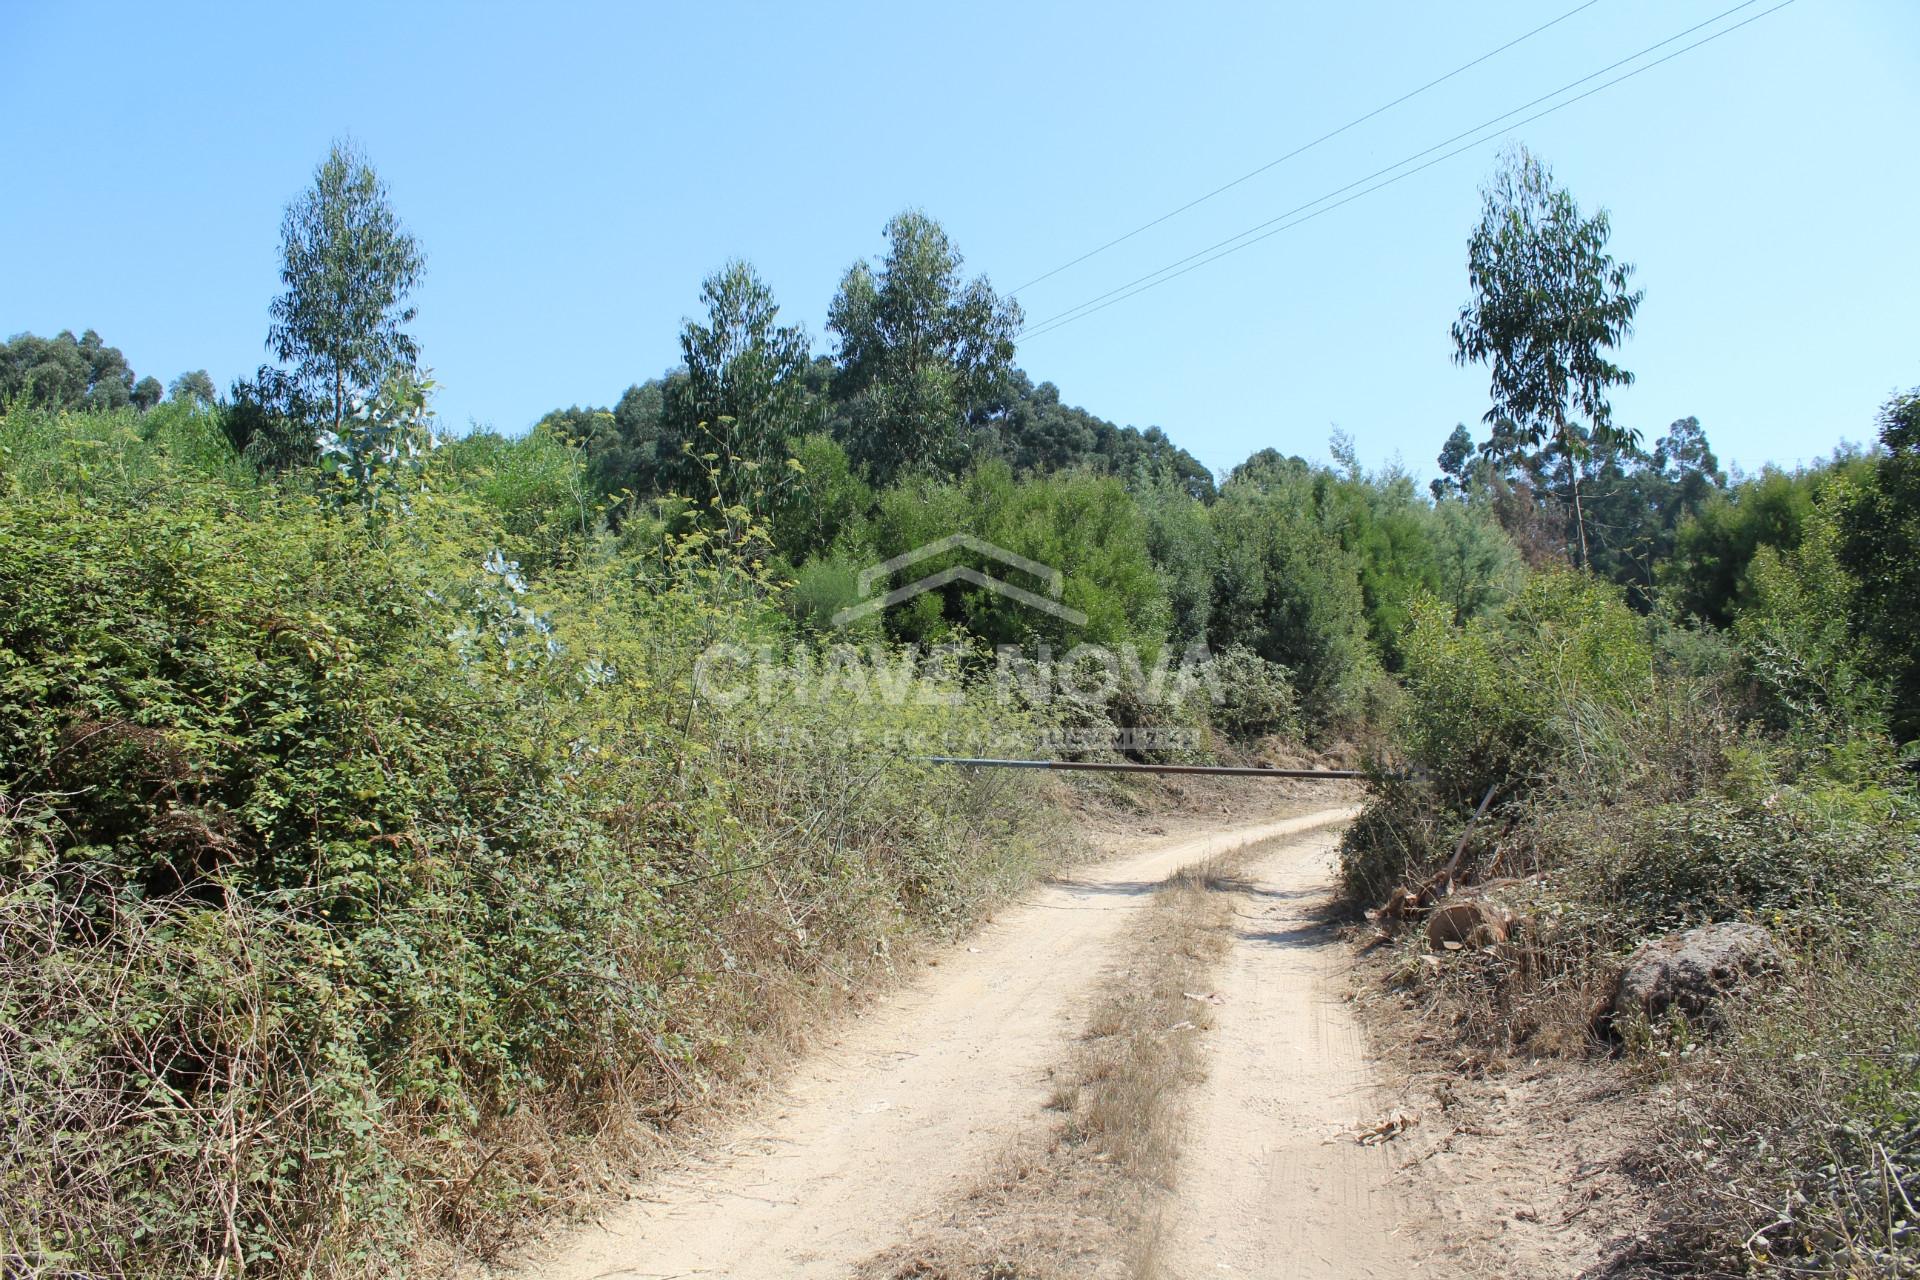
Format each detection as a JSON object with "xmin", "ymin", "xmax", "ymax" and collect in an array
[
  {"xmin": 507, "ymin": 809, "xmax": 1359, "ymax": 1280},
  {"xmin": 1155, "ymin": 829, "xmax": 1447, "ymax": 1280}
]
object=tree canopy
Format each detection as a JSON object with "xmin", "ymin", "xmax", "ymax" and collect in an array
[
  {"xmin": 0, "ymin": 329, "xmax": 139, "ymax": 413},
  {"xmin": 1451, "ymin": 144, "xmax": 1643, "ymax": 567},
  {"xmin": 827, "ymin": 211, "xmax": 1023, "ymax": 486},
  {"xmin": 267, "ymin": 140, "xmax": 425, "ymax": 430}
]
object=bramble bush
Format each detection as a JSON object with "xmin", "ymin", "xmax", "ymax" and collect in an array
[{"xmin": 0, "ymin": 407, "xmax": 1055, "ymax": 1276}]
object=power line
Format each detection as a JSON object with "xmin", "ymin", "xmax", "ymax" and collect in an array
[
  {"xmin": 1018, "ymin": 0, "xmax": 1776, "ymax": 339},
  {"xmin": 1016, "ymin": 0, "xmax": 1793, "ymax": 344},
  {"xmin": 1009, "ymin": 0, "xmax": 1610, "ymax": 296}
]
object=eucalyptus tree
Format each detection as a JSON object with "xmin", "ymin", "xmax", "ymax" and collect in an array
[
  {"xmin": 0, "ymin": 329, "xmax": 137, "ymax": 412},
  {"xmin": 168, "ymin": 369, "xmax": 218, "ymax": 406},
  {"xmin": 268, "ymin": 140, "xmax": 425, "ymax": 432},
  {"xmin": 1430, "ymin": 424, "xmax": 1477, "ymax": 500},
  {"xmin": 827, "ymin": 211, "xmax": 1022, "ymax": 485},
  {"xmin": 663, "ymin": 260, "xmax": 814, "ymax": 508},
  {"xmin": 1451, "ymin": 145, "xmax": 1642, "ymax": 568}
]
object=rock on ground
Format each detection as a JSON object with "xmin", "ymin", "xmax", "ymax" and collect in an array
[{"xmin": 1609, "ymin": 921, "xmax": 1782, "ymax": 1027}]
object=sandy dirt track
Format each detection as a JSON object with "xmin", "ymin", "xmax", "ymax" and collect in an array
[
  {"xmin": 1159, "ymin": 829, "xmax": 1436, "ymax": 1279},
  {"xmin": 513, "ymin": 808, "xmax": 1359, "ymax": 1280}
]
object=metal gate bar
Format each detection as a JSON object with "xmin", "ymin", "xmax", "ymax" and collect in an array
[{"xmin": 919, "ymin": 756, "xmax": 1371, "ymax": 780}]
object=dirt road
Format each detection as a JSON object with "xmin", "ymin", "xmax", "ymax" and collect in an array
[
  {"xmin": 1158, "ymin": 828, "xmax": 1432, "ymax": 1279},
  {"xmin": 514, "ymin": 807, "xmax": 1387, "ymax": 1280}
]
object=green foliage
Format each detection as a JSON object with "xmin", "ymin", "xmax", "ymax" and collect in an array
[
  {"xmin": 312, "ymin": 367, "xmax": 442, "ymax": 513},
  {"xmin": 0, "ymin": 402, "xmax": 259, "ymax": 498},
  {"xmin": 0, "ymin": 407, "xmax": 1054, "ymax": 1277},
  {"xmin": 1451, "ymin": 143, "xmax": 1644, "ymax": 566},
  {"xmin": 1576, "ymin": 416, "xmax": 1727, "ymax": 607},
  {"xmin": 827, "ymin": 211, "xmax": 1022, "ymax": 486},
  {"xmin": 168, "ymin": 369, "xmax": 217, "ymax": 407},
  {"xmin": 1430, "ymin": 423, "xmax": 1475, "ymax": 500},
  {"xmin": 1838, "ymin": 389, "xmax": 1920, "ymax": 741},
  {"xmin": 991, "ymin": 373, "xmax": 1215, "ymax": 501},
  {"xmin": 1663, "ymin": 454, "xmax": 1869, "ymax": 626},
  {"xmin": 1391, "ymin": 570, "xmax": 1652, "ymax": 811},
  {"xmin": 1201, "ymin": 645, "xmax": 1299, "ymax": 741},
  {"xmin": 768, "ymin": 432, "xmax": 872, "ymax": 567},
  {"xmin": 787, "ymin": 551, "xmax": 875, "ymax": 635},
  {"xmin": 436, "ymin": 422, "xmax": 595, "ymax": 572},
  {"xmin": 1589, "ymin": 780, "xmax": 1892, "ymax": 937},
  {"xmin": 859, "ymin": 461, "xmax": 1169, "ymax": 653},
  {"xmin": 1227, "ymin": 445, "xmax": 1520, "ymax": 671},
  {"xmin": 1137, "ymin": 477, "xmax": 1215, "ymax": 645},
  {"xmin": 551, "ymin": 385, "xmax": 661, "ymax": 504},
  {"xmin": 1344, "ymin": 479, "xmax": 1916, "ymax": 1278},
  {"xmin": 1735, "ymin": 492, "xmax": 1886, "ymax": 743},
  {"xmin": 659, "ymin": 261, "xmax": 815, "ymax": 510},
  {"xmin": 0, "ymin": 329, "xmax": 142, "ymax": 413},
  {"xmin": 224, "ymin": 365, "xmax": 325, "ymax": 471},
  {"xmin": 268, "ymin": 140, "xmax": 425, "ymax": 429},
  {"xmin": 1427, "ymin": 498, "xmax": 1523, "ymax": 619},
  {"xmin": 1451, "ymin": 143, "xmax": 1644, "ymax": 457},
  {"xmin": 1209, "ymin": 469, "xmax": 1377, "ymax": 729}
]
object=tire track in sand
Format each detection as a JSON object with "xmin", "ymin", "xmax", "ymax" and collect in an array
[
  {"xmin": 512, "ymin": 809, "xmax": 1358, "ymax": 1280},
  {"xmin": 1156, "ymin": 828, "xmax": 1436, "ymax": 1279}
]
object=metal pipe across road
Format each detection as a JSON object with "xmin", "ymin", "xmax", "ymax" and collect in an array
[{"xmin": 920, "ymin": 756, "xmax": 1373, "ymax": 780}]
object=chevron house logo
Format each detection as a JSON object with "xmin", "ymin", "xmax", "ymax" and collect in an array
[
  {"xmin": 692, "ymin": 531, "xmax": 1210, "ymax": 759},
  {"xmin": 831, "ymin": 533, "xmax": 1089, "ymax": 629}
]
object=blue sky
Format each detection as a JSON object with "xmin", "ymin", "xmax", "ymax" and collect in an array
[{"xmin": 3, "ymin": 0, "xmax": 1914, "ymax": 482}]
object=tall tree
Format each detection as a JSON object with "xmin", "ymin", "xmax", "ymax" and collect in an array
[
  {"xmin": 1430, "ymin": 424, "xmax": 1476, "ymax": 500},
  {"xmin": 827, "ymin": 211, "xmax": 1022, "ymax": 485},
  {"xmin": 168, "ymin": 370, "xmax": 218, "ymax": 406},
  {"xmin": 0, "ymin": 330, "xmax": 138, "ymax": 412},
  {"xmin": 1451, "ymin": 144, "xmax": 1643, "ymax": 568},
  {"xmin": 663, "ymin": 261, "xmax": 814, "ymax": 507},
  {"xmin": 1838, "ymin": 390, "xmax": 1920, "ymax": 741},
  {"xmin": 1578, "ymin": 417, "xmax": 1726, "ymax": 608},
  {"xmin": 268, "ymin": 140, "xmax": 425, "ymax": 432}
]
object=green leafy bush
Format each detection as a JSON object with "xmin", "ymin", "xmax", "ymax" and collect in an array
[
  {"xmin": 1386, "ymin": 569, "xmax": 1651, "ymax": 814},
  {"xmin": 1200, "ymin": 645, "xmax": 1300, "ymax": 742},
  {"xmin": 0, "ymin": 409, "xmax": 1055, "ymax": 1277},
  {"xmin": 1208, "ymin": 481, "xmax": 1378, "ymax": 731}
]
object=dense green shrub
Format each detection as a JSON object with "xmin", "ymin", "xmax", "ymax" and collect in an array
[
  {"xmin": 1200, "ymin": 645, "xmax": 1300, "ymax": 742},
  {"xmin": 0, "ymin": 409, "xmax": 1054, "ymax": 1277},
  {"xmin": 435, "ymin": 424, "xmax": 595, "ymax": 571},
  {"xmin": 859, "ymin": 461, "xmax": 1171, "ymax": 653},
  {"xmin": 1664, "ymin": 456, "xmax": 1872, "ymax": 629},
  {"xmin": 0, "ymin": 402, "xmax": 260, "ymax": 498},
  {"xmin": 1388, "ymin": 569, "xmax": 1651, "ymax": 814},
  {"xmin": 1209, "ymin": 482, "xmax": 1377, "ymax": 731},
  {"xmin": 1838, "ymin": 389, "xmax": 1920, "ymax": 743},
  {"xmin": 1573, "ymin": 767, "xmax": 1899, "ymax": 938}
]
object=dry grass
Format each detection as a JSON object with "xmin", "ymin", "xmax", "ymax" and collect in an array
[
  {"xmin": 855, "ymin": 857, "xmax": 1248, "ymax": 1280},
  {"xmin": 1617, "ymin": 923, "xmax": 1920, "ymax": 1278},
  {"xmin": 1344, "ymin": 926, "xmax": 1656, "ymax": 1279}
]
